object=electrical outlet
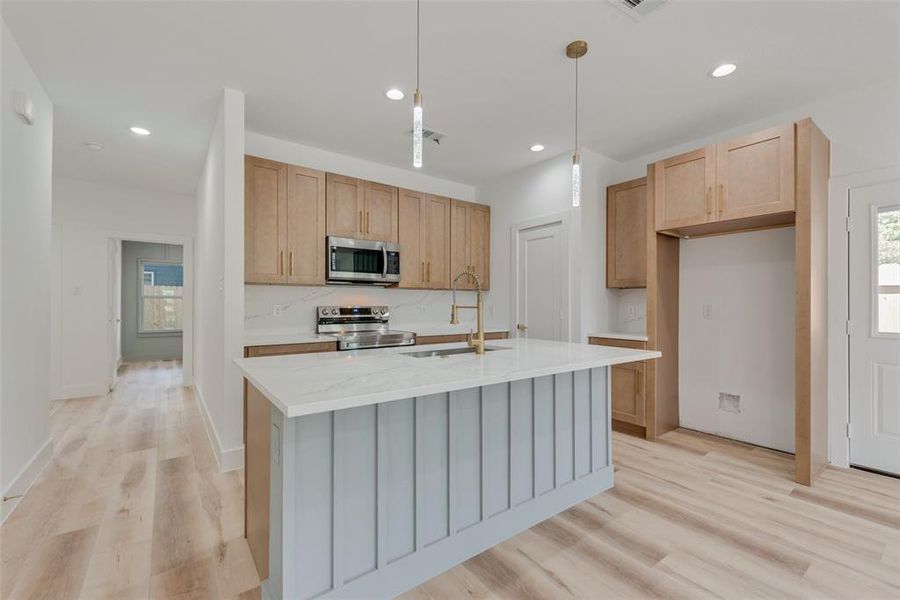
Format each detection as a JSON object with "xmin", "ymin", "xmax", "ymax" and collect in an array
[
  {"xmin": 272, "ymin": 304, "xmax": 285, "ymax": 317},
  {"xmin": 718, "ymin": 392, "xmax": 741, "ymax": 414},
  {"xmin": 702, "ymin": 304, "xmax": 714, "ymax": 320},
  {"xmin": 626, "ymin": 303, "xmax": 637, "ymax": 320}
]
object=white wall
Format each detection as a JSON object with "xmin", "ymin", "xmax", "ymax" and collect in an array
[
  {"xmin": 243, "ymin": 131, "xmax": 484, "ymax": 336},
  {"xmin": 50, "ymin": 177, "xmax": 195, "ymax": 399},
  {"xmin": 679, "ymin": 228, "xmax": 796, "ymax": 452},
  {"xmin": 1, "ymin": 20, "xmax": 54, "ymax": 523},
  {"xmin": 195, "ymin": 88, "xmax": 245, "ymax": 471}
]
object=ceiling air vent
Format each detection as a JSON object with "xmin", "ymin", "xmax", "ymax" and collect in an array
[
  {"xmin": 409, "ymin": 128, "xmax": 446, "ymax": 145},
  {"xmin": 608, "ymin": 0, "xmax": 667, "ymax": 20}
]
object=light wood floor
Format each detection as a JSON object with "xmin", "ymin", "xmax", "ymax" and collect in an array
[{"xmin": 3, "ymin": 362, "xmax": 899, "ymax": 599}]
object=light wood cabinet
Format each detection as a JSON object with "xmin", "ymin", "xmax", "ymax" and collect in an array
[
  {"xmin": 654, "ymin": 124, "xmax": 796, "ymax": 236},
  {"xmin": 399, "ymin": 190, "xmax": 451, "ymax": 289},
  {"xmin": 245, "ymin": 157, "xmax": 326, "ymax": 285},
  {"xmin": 326, "ymin": 173, "xmax": 364, "ymax": 238},
  {"xmin": 326, "ymin": 174, "xmax": 398, "ymax": 242},
  {"xmin": 716, "ymin": 124, "xmax": 795, "ymax": 222},
  {"xmin": 607, "ymin": 177, "xmax": 647, "ymax": 288},
  {"xmin": 450, "ymin": 200, "xmax": 491, "ymax": 290},
  {"xmin": 245, "ymin": 156, "xmax": 287, "ymax": 284},
  {"xmin": 611, "ymin": 362, "xmax": 645, "ymax": 426},
  {"xmin": 653, "ymin": 146, "xmax": 716, "ymax": 231}
]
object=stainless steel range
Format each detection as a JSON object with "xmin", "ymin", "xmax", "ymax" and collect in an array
[{"xmin": 316, "ymin": 305, "xmax": 416, "ymax": 350}]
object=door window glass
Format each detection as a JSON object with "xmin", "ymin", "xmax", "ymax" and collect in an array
[{"xmin": 877, "ymin": 207, "xmax": 900, "ymax": 335}]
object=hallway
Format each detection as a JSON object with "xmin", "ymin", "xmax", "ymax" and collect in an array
[{"xmin": 0, "ymin": 362, "xmax": 259, "ymax": 599}]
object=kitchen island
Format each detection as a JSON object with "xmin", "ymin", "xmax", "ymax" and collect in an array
[{"xmin": 235, "ymin": 338, "xmax": 660, "ymax": 600}]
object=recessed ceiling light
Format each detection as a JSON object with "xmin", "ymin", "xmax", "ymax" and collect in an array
[
  {"xmin": 530, "ymin": 144, "xmax": 545, "ymax": 152},
  {"xmin": 385, "ymin": 89, "xmax": 404, "ymax": 100},
  {"xmin": 85, "ymin": 142, "xmax": 104, "ymax": 151},
  {"xmin": 710, "ymin": 63, "xmax": 737, "ymax": 78},
  {"xmin": 130, "ymin": 126, "xmax": 151, "ymax": 136}
]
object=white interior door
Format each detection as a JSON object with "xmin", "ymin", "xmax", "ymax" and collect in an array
[
  {"xmin": 515, "ymin": 221, "xmax": 566, "ymax": 341},
  {"xmin": 107, "ymin": 238, "xmax": 122, "ymax": 390},
  {"xmin": 849, "ymin": 179, "xmax": 900, "ymax": 475}
]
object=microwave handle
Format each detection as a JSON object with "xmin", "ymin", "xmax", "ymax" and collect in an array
[{"xmin": 382, "ymin": 244, "xmax": 388, "ymax": 278}]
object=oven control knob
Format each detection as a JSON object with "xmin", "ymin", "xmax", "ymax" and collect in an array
[
  {"xmin": 331, "ymin": 308, "xmax": 338, "ymax": 315},
  {"xmin": 320, "ymin": 308, "xmax": 328, "ymax": 316}
]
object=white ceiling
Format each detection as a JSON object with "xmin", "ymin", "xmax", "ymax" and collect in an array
[{"xmin": 3, "ymin": 1, "xmax": 899, "ymax": 196}]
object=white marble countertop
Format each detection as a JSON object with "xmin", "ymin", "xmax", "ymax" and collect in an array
[
  {"xmin": 235, "ymin": 338, "xmax": 661, "ymax": 418},
  {"xmin": 244, "ymin": 325, "xmax": 509, "ymax": 347},
  {"xmin": 587, "ymin": 332, "xmax": 649, "ymax": 342}
]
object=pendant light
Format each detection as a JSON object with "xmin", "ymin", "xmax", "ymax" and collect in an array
[
  {"xmin": 566, "ymin": 40, "xmax": 587, "ymax": 207},
  {"xmin": 412, "ymin": 0, "xmax": 423, "ymax": 168}
]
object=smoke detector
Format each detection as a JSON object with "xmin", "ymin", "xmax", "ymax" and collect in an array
[{"xmin": 608, "ymin": 0, "xmax": 668, "ymax": 21}]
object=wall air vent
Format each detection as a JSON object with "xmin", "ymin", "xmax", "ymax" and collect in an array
[
  {"xmin": 608, "ymin": 0, "xmax": 667, "ymax": 21},
  {"xmin": 409, "ymin": 128, "xmax": 446, "ymax": 145}
]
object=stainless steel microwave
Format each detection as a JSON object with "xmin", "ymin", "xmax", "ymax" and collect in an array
[{"xmin": 326, "ymin": 236, "xmax": 401, "ymax": 285}]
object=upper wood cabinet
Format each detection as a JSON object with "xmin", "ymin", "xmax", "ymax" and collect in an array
[
  {"xmin": 325, "ymin": 174, "xmax": 398, "ymax": 242},
  {"xmin": 450, "ymin": 200, "xmax": 490, "ymax": 290},
  {"xmin": 326, "ymin": 174, "xmax": 364, "ymax": 239},
  {"xmin": 285, "ymin": 165, "xmax": 326, "ymax": 285},
  {"xmin": 654, "ymin": 124, "xmax": 797, "ymax": 236},
  {"xmin": 245, "ymin": 156, "xmax": 287, "ymax": 284},
  {"xmin": 716, "ymin": 124, "xmax": 795, "ymax": 222},
  {"xmin": 653, "ymin": 146, "xmax": 716, "ymax": 231},
  {"xmin": 245, "ymin": 157, "xmax": 326, "ymax": 285},
  {"xmin": 607, "ymin": 177, "xmax": 647, "ymax": 288},
  {"xmin": 399, "ymin": 190, "xmax": 451, "ymax": 289}
]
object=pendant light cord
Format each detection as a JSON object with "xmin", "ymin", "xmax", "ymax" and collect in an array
[
  {"xmin": 416, "ymin": 0, "xmax": 420, "ymax": 91},
  {"xmin": 574, "ymin": 56, "xmax": 579, "ymax": 151}
]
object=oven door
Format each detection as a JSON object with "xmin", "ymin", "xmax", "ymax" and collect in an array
[{"xmin": 327, "ymin": 237, "xmax": 399, "ymax": 284}]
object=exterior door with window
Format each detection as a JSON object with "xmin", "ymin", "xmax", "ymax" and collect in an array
[{"xmin": 849, "ymin": 179, "xmax": 900, "ymax": 475}]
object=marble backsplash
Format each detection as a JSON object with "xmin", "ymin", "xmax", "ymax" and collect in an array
[{"xmin": 245, "ymin": 284, "xmax": 501, "ymax": 333}]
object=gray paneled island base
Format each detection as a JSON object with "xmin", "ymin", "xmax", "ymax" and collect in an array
[{"xmin": 236, "ymin": 339, "xmax": 660, "ymax": 599}]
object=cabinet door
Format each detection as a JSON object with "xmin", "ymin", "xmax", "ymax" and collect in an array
[
  {"xmin": 245, "ymin": 156, "xmax": 287, "ymax": 284},
  {"xmin": 422, "ymin": 194, "xmax": 451, "ymax": 288},
  {"xmin": 611, "ymin": 362, "xmax": 645, "ymax": 426},
  {"xmin": 363, "ymin": 181, "xmax": 398, "ymax": 242},
  {"xmin": 654, "ymin": 146, "xmax": 716, "ymax": 231},
  {"xmin": 398, "ymin": 189, "xmax": 425, "ymax": 288},
  {"xmin": 449, "ymin": 199, "xmax": 472, "ymax": 289},
  {"xmin": 285, "ymin": 165, "xmax": 326, "ymax": 285},
  {"xmin": 326, "ymin": 173, "xmax": 364, "ymax": 238},
  {"xmin": 716, "ymin": 124, "xmax": 795, "ymax": 221},
  {"xmin": 469, "ymin": 204, "xmax": 490, "ymax": 290},
  {"xmin": 607, "ymin": 178, "xmax": 647, "ymax": 288}
]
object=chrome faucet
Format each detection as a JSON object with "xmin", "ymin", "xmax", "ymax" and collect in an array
[{"xmin": 450, "ymin": 269, "xmax": 485, "ymax": 355}]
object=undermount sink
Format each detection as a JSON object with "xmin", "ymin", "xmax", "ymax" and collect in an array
[{"xmin": 402, "ymin": 346, "xmax": 508, "ymax": 358}]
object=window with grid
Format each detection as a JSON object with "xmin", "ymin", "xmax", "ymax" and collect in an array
[{"xmin": 139, "ymin": 260, "xmax": 183, "ymax": 333}]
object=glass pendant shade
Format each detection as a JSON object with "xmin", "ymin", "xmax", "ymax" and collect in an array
[
  {"xmin": 572, "ymin": 152, "xmax": 581, "ymax": 207},
  {"xmin": 413, "ymin": 90, "xmax": 423, "ymax": 168}
]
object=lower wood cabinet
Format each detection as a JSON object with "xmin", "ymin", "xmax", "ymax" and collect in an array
[{"xmin": 588, "ymin": 336, "xmax": 648, "ymax": 438}]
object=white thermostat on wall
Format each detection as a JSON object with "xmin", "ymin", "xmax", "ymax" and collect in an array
[{"xmin": 13, "ymin": 91, "xmax": 35, "ymax": 125}]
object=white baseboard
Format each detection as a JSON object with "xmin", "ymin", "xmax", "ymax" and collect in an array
[
  {"xmin": 193, "ymin": 385, "xmax": 244, "ymax": 472},
  {"xmin": 1, "ymin": 439, "xmax": 53, "ymax": 525},
  {"xmin": 55, "ymin": 382, "xmax": 109, "ymax": 401}
]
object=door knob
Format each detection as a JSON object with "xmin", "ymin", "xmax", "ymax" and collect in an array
[{"xmin": 517, "ymin": 323, "xmax": 528, "ymax": 331}]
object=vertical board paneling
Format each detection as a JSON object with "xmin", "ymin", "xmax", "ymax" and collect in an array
[
  {"xmin": 340, "ymin": 406, "xmax": 377, "ymax": 582},
  {"xmin": 591, "ymin": 368, "xmax": 610, "ymax": 470},
  {"xmin": 379, "ymin": 399, "xmax": 415, "ymax": 564},
  {"xmin": 509, "ymin": 379, "xmax": 534, "ymax": 505},
  {"xmin": 482, "ymin": 383, "xmax": 510, "ymax": 517},
  {"xmin": 573, "ymin": 370, "xmax": 591, "ymax": 478},
  {"xmin": 452, "ymin": 388, "xmax": 482, "ymax": 531},
  {"xmin": 418, "ymin": 394, "xmax": 449, "ymax": 546},
  {"xmin": 293, "ymin": 413, "xmax": 334, "ymax": 599},
  {"xmin": 554, "ymin": 372, "xmax": 575, "ymax": 486},
  {"xmin": 533, "ymin": 376, "xmax": 555, "ymax": 495}
]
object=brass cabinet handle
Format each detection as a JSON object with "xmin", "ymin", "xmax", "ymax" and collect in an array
[
  {"xmin": 421, "ymin": 261, "xmax": 424, "ymax": 282},
  {"xmin": 427, "ymin": 262, "xmax": 431, "ymax": 282},
  {"xmin": 636, "ymin": 371, "xmax": 642, "ymax": 396},
  {"xmin": 366, "ymin": 212, "xmax": 370, "ymax": 234},
  {"xmin": 718, "ymin": 183, "xmax": 725, "ymax": 216},
  {"xmin": 359, "ymin": 210, "xmax": 363, "ymax": 233},
  {"xmin": 706, "ymin": 187, "xmax": 713, "ymax": 216},
  {"xmin": 279, "ymin": 251, "xmax": 284, "ymax": 275},
  {"xmin": 289, "ymin": 251, "xmax": 294, "ymax": 276}
]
